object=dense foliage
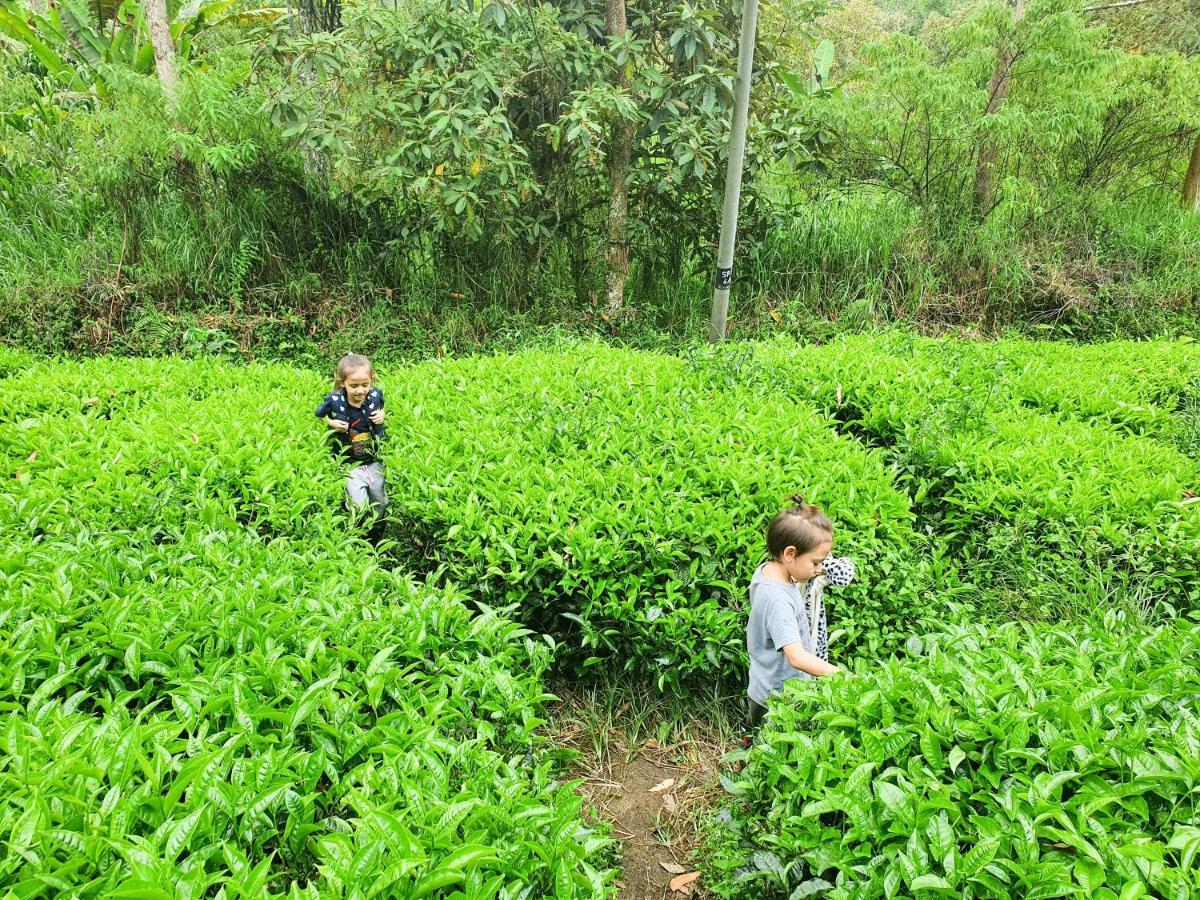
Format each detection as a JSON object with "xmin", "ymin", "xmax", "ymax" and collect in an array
[
  {"xmin": 754, "ymin": 334, "xmax": 1200, "ymax": 619},
  {"xmin": 709, "ymin": 614, "xmax": 1200, "ymax": 899},
  {"xmin": 0, "ymin": 356, "xmax": 614, "ymax": 897},
  {"xmin": 379, "ymin": 343, "xmax": 933, "ymax": 687},
  {"xmin": 1, "ymin": 0, "xmax": 1198, "ymax": 356},
  {"xmin": 2, "ymin": 336, "xmax": 1199, "ymax": 896}
]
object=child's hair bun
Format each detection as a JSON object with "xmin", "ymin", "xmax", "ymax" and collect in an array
[{"xmin": 767, "ymin": 494, "xmax": 833, "ymax": 557}]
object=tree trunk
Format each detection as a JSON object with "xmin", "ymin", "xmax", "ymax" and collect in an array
[
  {"xmin": 974, "ymin": 0, "xmax": 1025, "ymax": 219},
  {"xmin": 1184, "ymin": 133, "xmax": 1200, "ymax": 213},
  {"xmin": 299, "ymin": 0, "xmax": 341, "ymax": 33},
  {"xmin": 604, "ymin": 0, "xmax": 634, "ymax": 316},
  {"xmin": 144, "ymin": 0, "xmax": 180, "ymax": 110}
]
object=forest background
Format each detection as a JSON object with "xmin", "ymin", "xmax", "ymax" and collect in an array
[{"xmin": 0, "ymin": 0, "xmax": 1198, "ymax": 364}]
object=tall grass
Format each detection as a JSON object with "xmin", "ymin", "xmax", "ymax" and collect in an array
[{"xmin": 2, "ymin": 90, "xmax": 1198, "ymax": 360}]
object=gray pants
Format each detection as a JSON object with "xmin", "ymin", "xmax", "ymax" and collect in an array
[{"xmin": 345, "ymin": 461, "xmax": 387, "ymax": 518}]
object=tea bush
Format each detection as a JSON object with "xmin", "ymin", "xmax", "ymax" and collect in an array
[
  {"xmin": 0, "ymin": 345, "xmax": 30, "ymax": 378},
  {"xmin": 967, "ymin": 339, "xmax": 1200, "ymax": 443},
  {"xmin": 710, "ymin": 614, "xmax": 1200, "ymax": 899},
  {"xmin": 754, "ymin": 335, "xmax": 1200, "ymax": 618},
  {"xmin": 0, "ymin": 356, "xmax": 342, "ymax": 537},
  {"xmin": 0, "ymin": 355, "xmax": 614, "ymax": 897},
  {"xmin": 0, "ymin": 349, "xmax": 932, "ymax": 687},
  {"xmin": 380, "ymin": 344, "xmax": 932, "ymax": 687},
  {"xmin": 0, "ymin": 527, "xmax": 612, "ymax": 896}
]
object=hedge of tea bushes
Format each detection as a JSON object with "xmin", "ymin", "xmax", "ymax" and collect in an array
[
  {"xmin": 0, "ymin": 350, "xmax": 934, "ymax": 686},
  {"xmin": 0, "ymin": 355, "xmax": 614, "ymax": 897},
  {"xmin": 0, "ymin": 355, "xmax": 344, "ymax": 537},
  {"xmin": 379, "ymin": 344, "xmax": 932, "ymax": 688},
  {"xmin": 0, "ymin": 525, "xmax": 614, "ymax": 898},
  {"xmin": 0, "ymin": 344, "xmax": 31, "ymax": 378},
  {"xmin": 970, "ymin": 338, "xmax": 1200, "ymax": 442},
  {"xmin": 709, "ymin": 613, "xmax": 1200, "ymax": 900},
  {"xmin": 754, "ymin": 335, "xmax": 1200, "ymax": 616}
]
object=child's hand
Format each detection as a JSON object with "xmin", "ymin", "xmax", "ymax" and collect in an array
[
  {"xmin": 326, "ymin": 418, "xmax": 349, "ymax": 432},
  {"xmin": 369, "ymin": 409, "xmax": 385, "ymax": 426}
]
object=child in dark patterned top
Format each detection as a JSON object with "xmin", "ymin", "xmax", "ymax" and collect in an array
[{"xmin": 315, "ymin": 354, "xmax": 387, "ymax": 521}]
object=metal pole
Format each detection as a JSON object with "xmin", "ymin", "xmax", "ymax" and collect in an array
[{"xmin": 708, "ymin": 0, "xmax": 760, "ymax": 342}]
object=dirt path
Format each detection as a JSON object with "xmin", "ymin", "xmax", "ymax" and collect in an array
[{"xmin": 553, "ymin": 710, "xmax": 735, "ymax": 899}]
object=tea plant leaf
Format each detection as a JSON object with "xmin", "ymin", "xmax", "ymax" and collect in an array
[
  {"xmin": 911, "ymin": 874, "xmax": 953, "ymax": 891},
  {"xmin": 789, "ymin": 877, "xmax": 834, "ymax": 898},
  {"xmin": 162, "ymin": 803, "xmax": 209, "ymax": 862},
  {"xmin": 1167, "ymin": 825, "xmax": 1200, "ymax": 870}
]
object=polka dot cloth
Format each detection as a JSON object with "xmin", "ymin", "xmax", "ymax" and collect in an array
[
  {"xmin": 815, "ymin": 605, "xmax": 829, "ymax": 661},
  {"xmin": 822, "ymin": 555, "xmax": 855, "ymax": 587},
  {"xmin": 814, "ymin": 556, "xmax": 854, "ymax": 661}
]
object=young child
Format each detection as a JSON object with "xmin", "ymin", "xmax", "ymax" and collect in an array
[
  {"xmin": 745, "ymin": 494, "xmax": 855, "ymax": 733},
  {"xmin": 315, "ymin": 354, "xmax": 388, "ymax": 522}
]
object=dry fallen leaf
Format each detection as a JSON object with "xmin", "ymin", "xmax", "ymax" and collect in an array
[
  {"xmin": 662, "ymin": 793, "xmax": 677, "ymax": 814},
  {"xmin": 25, "ymin": 451, "xmax": 37, "ymax": 462},
  {"xmin": 660, "ymin": 862, "xmax": 688, "ymax": 875},
  {"xmin": 649, "ymin": 778, "xmax": 675, "ymax": 793},
  {"xmin": 669, "ymin": 871, "xmax": 700, "ymax": 892}
]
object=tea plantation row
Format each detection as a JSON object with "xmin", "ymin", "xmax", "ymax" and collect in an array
[
  {"xmin": 2, "ymin": 338, "xmax": 1198, "ymax": 899},
  {"xmin": 0, "ymin": 354, "xmax": 613, "ymax": 897},
  {"xmin": 753, "ymin": 334, "xmax": 1199, "ymax": 620},
  {"xmin": 702, "ymin": 336, "xmax": 1200, "ymax": 899},
  {"xmin": 710, "ymin": 614, "xmax": 1200, "ymax": 899}
]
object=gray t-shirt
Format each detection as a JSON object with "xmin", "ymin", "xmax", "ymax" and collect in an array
[{"xmin": 746, "ymin": 563, "xmax": 826, "ymax": 705}]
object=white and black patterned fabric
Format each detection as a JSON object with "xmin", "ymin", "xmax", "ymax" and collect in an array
[
  {"xmin": 822, "ymin": 555, "xmax": 855, "ymax": 587},
  {"xmin": 811, "ymin": 556, "xmax": 854, "ymax": 660}
]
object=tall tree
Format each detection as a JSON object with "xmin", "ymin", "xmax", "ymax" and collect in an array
[
  {"xmin": 298, "ymin": 0, "xmax": 341, "ymax": 33},
  {"xmin": 144, "ymin": 0, "xmax": 180, "ymax": 109},
  {"xmin": 604, "ymin": 0, "xmax": 634, "ymax": 315},
  {"xmin": 974, "ymin": 0, "xmax": 1026, "ymax": 218},
  {"xmin": 1088, "ymin": 0, "xmax": 1200, "ymax": 211},
  {"xmin": 1183, "ymin": 133, "xmax": 1200, "ymax": 212}
]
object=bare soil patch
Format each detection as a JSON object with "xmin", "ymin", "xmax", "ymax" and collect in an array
[{"xmin": 551, "ymin": 704, "xmax": 735, "ymax": 899}]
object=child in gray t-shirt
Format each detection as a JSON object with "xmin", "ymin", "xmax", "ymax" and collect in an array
[{"xmin": 745, "ymin": 494, "xmax": 855, "ymax": 734}]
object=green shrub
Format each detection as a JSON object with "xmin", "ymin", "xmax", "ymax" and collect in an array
[
  {"xmin": 755, "ymin": 334, "xmax": 1200, "ymax": 617},
  {"xmin": 0, "ymin": 344, "xmax": 31, "ymax": 378},
  {"xmin": 381, "ymin": 343, "xmax": 931, "ymax": 688},
  {"xmin": 0, "ymin": 356, "xmax": 343, "ymax": 537},
  {"xmin": 709, "ymin": 614, "xmax": 1200, "ymax": 899},
  {"xmin": 0, "ymin": 354, "xmax": 614, "ymax": 896},
  {"xmin": 956, "ymin": 338, "xmax": 1200, "ymax": 456},
  {"xmin": 0, "ymin": 526, "xmax": 613, "ymax": 897}
]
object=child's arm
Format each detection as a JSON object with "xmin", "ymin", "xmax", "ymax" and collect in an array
[
  {"xmin": 367, "ymin": 387, "xmax": 385, "ymax": 426},
  {"xmin": 763, "ymin": 586, "xmax": 839, "ymax": 678},
  {"xmin": 315, "ymin": 395, "xmax": 348, "ymax": 431},
  {"xmin": 782, "ymin": 642, "xmax": 839, "ymax": 677}
]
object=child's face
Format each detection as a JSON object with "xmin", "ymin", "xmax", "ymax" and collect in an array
[
  {"xmin": 342, "ymin": 367, "xmax": 372, "ymax": 407},
  {"xmin": 782, "ymin": 539, "xmax": 833, "ymax": 583}
]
